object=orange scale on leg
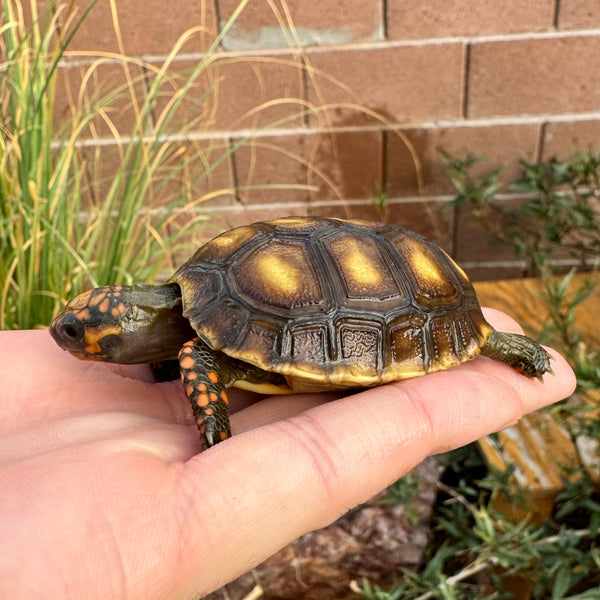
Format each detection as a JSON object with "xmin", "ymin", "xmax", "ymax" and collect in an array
[{"xmin": 180, "ymin": 356, "xmax": 196, "ymax": 370}]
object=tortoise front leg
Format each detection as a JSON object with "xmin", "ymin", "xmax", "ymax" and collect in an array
[
  {"xmin": 178, "ymin": 337, "xmax": 288, "ymax": 449},
  {"xmin": 179, "ymin": 338, "xmax": 233, "ymax": 449}
]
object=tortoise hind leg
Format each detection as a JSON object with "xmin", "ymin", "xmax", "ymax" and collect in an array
[
  {"xmin": 178, "ymin": 337, "xmax": 287, "ymax": 449},
  {"xmin": 480, "ymin": 330, "xmax": 553, "ymax": 380}
]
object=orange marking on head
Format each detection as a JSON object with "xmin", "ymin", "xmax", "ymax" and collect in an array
[
  {"xmin": 88, "ymin": 291, "xmax": 107, "ymax": 307},
  {"xmin": 113, "ymin": 285, "xmax": 123, "ymax": 292},
  {"xmin": 85, "ymin": 342, "xmax": 101, "ymax": 355},
  {"xmin": 84, "ymin": 325, "xmax": 121, "ymax": 349},
  {"xmin": 111, "ymin": 307, "xmax": 120, "ymax": 318},
  {"xmin": 117, "ymin": 302, "xmax": 126, "ymax": 315},
  {"xmin": 180, "ymin": 356, "xmax": 196, "ymax": 370},
  {"xmin": 207, "ymin": 371, "xmax": 219, "ymax": 384},
  {"xmin": 197, "ymin": 393, "xmax": 209, "ymax": 407},
  {"xmin": 69, "ymin": 290, "xmax": 94, "ymax": 310},
  {"xmin": 77, "ymin": 308, "xmax": 90, "ymax": 321},
  {"xmin": 98, "ymin": 297, "xmax": 110, "ymax": 313}
]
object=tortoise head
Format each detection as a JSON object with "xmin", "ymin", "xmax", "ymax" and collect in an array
[{"xmin": 50, "ymin": 283, "xmax": 196, "ymax": 364}]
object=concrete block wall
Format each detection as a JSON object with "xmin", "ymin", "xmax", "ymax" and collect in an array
[{"xmin": 49, "ymin": 0, "xmax": 600, "ymax": 279}]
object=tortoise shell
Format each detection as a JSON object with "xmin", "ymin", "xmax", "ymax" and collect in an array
[{"xmin": 170, "ymin": 216, "xmax": 494, "ymax": 392}]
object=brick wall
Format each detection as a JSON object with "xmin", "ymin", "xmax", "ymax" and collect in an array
[{"xmin": 50, "ymin": 0, "xmax": 600, "ymax": 279}]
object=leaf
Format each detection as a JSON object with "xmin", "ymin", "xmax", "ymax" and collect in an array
[{"xmin": 553, "ymin": 564, "xmax": 572, "ymax": 599}]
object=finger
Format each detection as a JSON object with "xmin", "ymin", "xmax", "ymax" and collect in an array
[
  {"xmin": 177, "ymin": 344, "xmax": 576, "ymax": 596},
  {"xmin": 0, "ymin": 331, "xmax": 192, "ymax": 433},
  {"xmin": 0, "ymin": 413, "xmax": 201, "ymax": 464},
  {"xmin": 482, "ymin": 306, "xmax": 525, "ymax": 334}
]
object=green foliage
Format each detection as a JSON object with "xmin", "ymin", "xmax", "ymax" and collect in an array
[
  {"xmin": 0, "ymin": 0, "xmax": 251, "ymax": 329},
  {"xmin": 380, "ymin": 472, "xmax": 420, "ymax": 525},
  {"xmin": 442, "ymin": 149, "xmax": 600, "ymax": 274}
]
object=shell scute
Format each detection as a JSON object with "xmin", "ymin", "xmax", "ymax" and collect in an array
[{"xmin": 232, "ymin": 239, "xmax": 324, "ymax": 312}]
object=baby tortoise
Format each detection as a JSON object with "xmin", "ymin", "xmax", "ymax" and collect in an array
[{"xmin": 50, "ymin": 216, "xmax": 552, "ymax": 449}]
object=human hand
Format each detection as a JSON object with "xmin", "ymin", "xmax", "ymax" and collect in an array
[{"xmin": 0, "ymin": 309, "xmax": 576, "ymax": 599}]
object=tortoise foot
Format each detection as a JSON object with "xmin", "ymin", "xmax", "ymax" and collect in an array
[{"xmin": 480, "ymin": 331, "xmax": 553, "ymax": 380}]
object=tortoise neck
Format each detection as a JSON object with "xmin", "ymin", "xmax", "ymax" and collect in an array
[{"xmin": 112, "ymin": 283, "xmax": 197, "ymax": 363}]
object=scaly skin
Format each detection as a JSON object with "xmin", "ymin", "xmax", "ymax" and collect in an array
[{"xmin": 480, "ymin": 331, "xmax": 553, "ymax": 380}]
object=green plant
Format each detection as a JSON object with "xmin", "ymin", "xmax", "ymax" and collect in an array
[
  {"xmin": 0, "ymin": 0, "xmax": 252, "ymax": 330},
  {"xmin": 442, "ymin": 149, "xmax": 600, "ymax": 274},
  {"xmin": 354, "ymin": 467, "xmax": 600, "ymax": 600}
]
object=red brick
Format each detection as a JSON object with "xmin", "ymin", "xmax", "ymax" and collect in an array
[
  {"xmin": 153, "ymin": 139, "xmax": 237, "ymax": 208},
  {"xmin": 33, "ymin": 0, "xmax": 218, "ymax": 56},
  {"xmin": 385, "ymin": 200, "xmax": 454, "ymax": 251},
  {"xmin": 542, "ymin": 119, "xmax": 600, "ymax": 159},
  {"xmin": 453, "ymin": 198, "xmax": 528, "ymax": 263},
  {"xmin": 468, "ymin": 36, "xmax": 600, "ymax": 117},
  {"xmin": 385, "ymin": 123, "xmax": 541, "ymax": 197},
  {"xmin": 306, "ymin": 44, "xmax": 464, "ymax": 125},
  {"xmin": 558, "ymin": 0, "xmax": 600, "ymax": 29},
  {"xmin": 311, "ymin": 130, "xmax": 384, "ymax": 201},
  {"xmin": 206, "ymin": 54, "xmax": 306, "ymax": 130},
  {"xmin": 468, "ymin": 265, "xmax": 527, "ymax": 282},
  {"xmin": 54, "ymin": 62, "xmax": 148, "ymax": 139},
  {"xmin": 388, "ymin": 0, "xmax": 555, "ymax": 39},
  {"xmin": 218, "ymin": 0, "xmax": 383, "ymax": 50},
  {"xmin": 150, "ymin": 53, "xmax": 306, "ymax": 133},
  {"xmin": 74, "ymin": 137, "xmax": 235, "ymax": 210},
  {"xmin": 230, "ymin": 133, "xmax": 321, "ymax": 205}
]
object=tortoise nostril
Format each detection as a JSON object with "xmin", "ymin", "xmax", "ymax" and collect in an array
[
  {"xmin": 58, "ymin": 315, "xmax": 85, "ymax": 342},
  {"xmin": 63, "ymin": 324, "xmax": 80, "ymax": 339}
]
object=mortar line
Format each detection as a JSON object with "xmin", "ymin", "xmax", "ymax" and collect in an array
[
  {"xmin": 53, "ymin": 110, "xmax": 600, "ymax": 150},
  {"xmin": 32, "ymin": 26, "xmax": 600, "ymax": 72}
]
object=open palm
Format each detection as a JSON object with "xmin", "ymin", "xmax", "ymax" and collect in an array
[{"xmin": 0, "ymin": 309, "xmax": 575, "ymax": 599}]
